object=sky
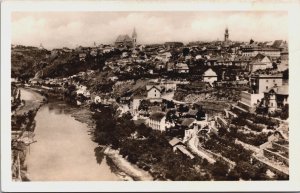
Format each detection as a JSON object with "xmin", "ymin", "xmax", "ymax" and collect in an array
[{"xmin": 12, "ymin": 11, "xmax": 288, "ymax": 49}]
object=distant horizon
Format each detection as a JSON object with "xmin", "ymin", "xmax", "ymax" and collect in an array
[
  {"xmin": 12, "ymin": 38, "xmax": 288, "ymax": 50},
  {"xmin": 12, "ymin": 11, "xmax": 288, "ymax": 49}
]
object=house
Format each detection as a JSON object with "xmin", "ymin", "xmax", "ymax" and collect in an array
[
  {"xmin": 168, "ymin": 137, "xmax": 195, "ymax": 159},
  {"xmin": 131, "ymin": 98, "xmax": 142, "ymax": 115},
  {"xmin": 79, "ymin": 53, "xmax": 87, "ymax": 62},
  {"xmin": 203, "ymin": 68, "xmax": 218, "ymax": 85},
  {"xmin": 181, "ymin": 118, "xmax": 197, "ymax": 128},
  {"xmin": 264, "ymin": 85, "xmax": 288, "ymax": 113},
  {"xmin": 90, "ymin": 49, "xmax": 98, "ymax": 57},
  {"xmin": 174, "ymin": 63, "xmax": 189, "ymax": 73},
  {"xmin": 181, "ymin": 118, "xmax": 198, "ymax": 142},
  {"xmin": 250, "ymin": 73, "xmax": 283, "ymax": 94},
  {"xmin": 237, "ymin": 73, "xmax": 283, "ymax": 112},
  {"xmin": 146, "ymin": 85, "xmax": 162, "ymax": 99},
  {"xmin": 155, "ymin": 52, "xmax": 172, "ymax": 63},
  {"xmin": 121, "ymin": 52, "xmax": 129, "ymax": 58},
  {"xmin": 248, "ymin": 53, "xmax": 272, "ymax": 72},
  {"xmin": 148, "ymin": 112, "xmax": 166, "ymax": 131},
  {"xmin": 155, "ymin": 62, "xmax": 166, "ymax": 70},
  {"xmin": 76, "ymin": 85, "xmax": 88, "ymax": 96},
  {"xmin": 272, "ymin": 40, "xmax": 288, "ymax": 52},
  {"xmin": 233, "ymin": 55, "xmax": 251, "ymax": 69},
  {"xmin": 166, "ymin": 62, "xmax": 175, "ymax": 72}
]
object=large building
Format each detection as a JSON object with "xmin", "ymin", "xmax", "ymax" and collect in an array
[
  {"xmin": 148, "ymin": 112, "xmax": 166, "ymax": 131},
  {"xmin": 250, "ymin": 73, "xmax": 283, "ymax": 94},
  {"xmin": 248, "ymin": 53, "xmax": 272, "ymax": 72},
  {"xmin": 115, "ymin": 28, "xmax": 137, "ymax": 48},
  {"xmin": 236, "ymin": 73, "xmax": 284, "ymax": 112},
  {"xmin": 241, "ymin": 45, "xmax": 281, "ymax": 58}
]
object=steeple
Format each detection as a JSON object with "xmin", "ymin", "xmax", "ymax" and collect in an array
[
  {"xmin": 132, "ymin": 27, "xmax": 137, "ymax": 48},
  {"xmin": 224, "ymin": 26, "xmax": 229, "ymax": 42},
  {"xmin": 132, "ymin": 27, "xmax": 137, "ymax": 38}
]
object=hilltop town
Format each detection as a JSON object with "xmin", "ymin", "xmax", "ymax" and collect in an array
[{"xmin": 11, "ymin": 27, "xmax": 289, "ymax": 181}]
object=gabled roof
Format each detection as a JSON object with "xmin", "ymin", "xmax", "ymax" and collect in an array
[
  {"xmin": 149, "ymin": 112, "xmax": 165, "ymax": 121},
  {"xmin": 187, "ymin": 109, "xmax": 198, "ymax": 116},
  {"xmin": 250, "ymin": 53, "xmax": 271, "ymax": 65},
  {"xmin": 146, "ymin": 85, "xmax": 162, "ymax": 92},
  {"xmin": 203, "ymin": 68, "xmax": 217, "ymax": 77},
  {"xmin": 181, "ymin": 118, "xmax": 196, "ymax": 127},
  {"xmin": 253, "ymin": 53, "xmax": 268, "ymax": 61},
  {"xmin": 266, "ymin": 85, "xmax": 288, "ymax": 95},
  {"xmin": 175, "ymin": 63, "xmax": 189, "ymax": 70},
  {"xmin": 272, "ymin": 40, "xmax": 283, "ymax": 48},
  {"xmin": 169, "ymin": 137, "xmax": 183, "ymax": 147}
]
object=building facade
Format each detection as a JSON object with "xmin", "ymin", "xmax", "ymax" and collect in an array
[
  {"xmin": 264, "ymin": 85, "xmax": 288, "ymax": 113},
  {"xmin": 203, "ymin": 68, "xmax": 218, "ymax": 84},
  {"xmin": 146, "ymin": 85, "xmax": 162, "ymax": 99},
  {"xmin": 115, "ymin": 28, "xmax": 137, "ymax": 48},
  {"xmin": 148, "ymin": 112, "xmax": 166, "ymax": 131},
  {"xmin": 250, "ymin": 74, "xmax": 283, "ymax": 94}
]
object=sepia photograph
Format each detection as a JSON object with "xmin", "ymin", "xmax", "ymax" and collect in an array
[{"xmin": 2, "ymin": 0, "xmax": 300, "ymax": 192}]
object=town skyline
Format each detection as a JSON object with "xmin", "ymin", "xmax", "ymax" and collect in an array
[{"xmin": 12, "ymin": 11, "xmax": 288, "ymax": 49}]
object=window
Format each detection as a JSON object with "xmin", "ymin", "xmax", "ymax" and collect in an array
[
  {"xmin": 273, "ymin": 80, "xmax": 275, "ymax": 82},
  {"xmin": 266, "ymin": 86, "xmax": 268, "ymax": 90},
  {"xmin": 155, "ymin": 94, "xmax": 156, "ymax": 97},
  {"xmin": 266, "ymin": 80, "xmax": 268, "ymax": 82}
]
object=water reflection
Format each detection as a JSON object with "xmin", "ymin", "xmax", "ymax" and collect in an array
[{"xmin": 26, "ymin": 101, "xmax": 120, "ymax": 181}]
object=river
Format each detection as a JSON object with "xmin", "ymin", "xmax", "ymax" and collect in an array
[{"xmin": 21, "ymin": 89, "xmax": 120, "ymax": 181}]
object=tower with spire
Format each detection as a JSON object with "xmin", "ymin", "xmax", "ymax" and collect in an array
[
  {"xmin": 132, "ymin": 27, "xmax": 137, "ymax": 48},
  {"xmin": 224, "ymin": 27, "xmax": 229, "ymax": 42}
]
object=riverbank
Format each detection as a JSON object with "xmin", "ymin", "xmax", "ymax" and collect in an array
[
  {"xmin": 104, "ymin": 147, "xmax": 153, "ymax": 181},
  {"xmin": 21, "ymin": 85, "xmax": 154, "ymax": 181},
  {"xmin": 12, "ymin": 87, "xmax": 46, "ymax": 181},
  {"xmin": 71, "ymin": 107, "xmax": 153, "ymax": 181}
]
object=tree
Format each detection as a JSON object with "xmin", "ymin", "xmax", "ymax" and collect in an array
[
  {"xmin": 227, "ymin": 169, "xmax": 240, "ymax": 181},
  {"xmin": 182, "ymin": 47, "xmax": 190, "ymax": 57},
  {"xmin": 195, "ymin": 109, "xmax": 206, "ymax": 121},
  {"xmin": 178, "ymin": 104, "xmax": 189, "ymax": 113},
  {"xmin": 136, "ymin": 123, "xmax": 152, "ymax": 137},
  {"xmin": 235, "ymin": 161, "xmax": 255, "ymax": 180},
  {"xmin": 211, "ymin": 161, "xmax": 229, "ymax": 180},
  {"xmin": 166, "ymin": 110, "xmax": 178, "ymax": 123},
  {"xmin": 280, "ymin": 104, "xmax": 289, "ymax": 120},
  {"xmin": 218, "ymin": 127, "xmax": 228, "ymax": 137},
  {"xmin": 138, "ymin": 100, "xmax": 151, "ymax": 111}
]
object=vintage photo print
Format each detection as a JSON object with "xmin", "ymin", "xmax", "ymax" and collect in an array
[{"xmin": 1, "ymin": 0, "xmax": 300, "ymax": 192}]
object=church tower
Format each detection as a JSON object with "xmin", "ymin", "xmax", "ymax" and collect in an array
[
  {"xmin": 132, "ymin": 27, "xmax": 137, "ymax": 48},
  {"xmin": 224, "ymin": 27, "xmax": 229, "ymax": 42}
]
